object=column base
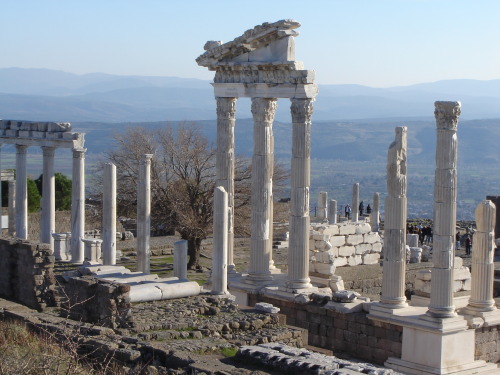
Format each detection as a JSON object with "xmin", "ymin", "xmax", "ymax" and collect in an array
[
  {"xmin": 386, "ymin": 356, "xmax": 499, "ymax": 375},
  {"xmin": 461, "ymin": 306, "xmax": 500, "ymax": 327}
]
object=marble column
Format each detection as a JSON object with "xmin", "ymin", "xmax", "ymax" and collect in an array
[
  {"xmin": 8, "ymin": 180, "xmax": 15, "ymax": 236},
  {"xmin": 318, "ymin": 191, "xmax": 328, "ymax": 221},
  {"xmin": 174, "ymin": 240, "xmax": 188, "ymax": 281},
  {"xmin": 463, "ymin": 200, "xmax": 499, "ymax": 321},
  {"xmin": 212, "ymin": 186, "xmax": 228, "ymax": 294},
  {"xmin": 247, "ymin": 97, "xmax": 277, "ymax": 283},
  {"xmin": 372, "ymin": 192, "xmax": 380, "ymax": 232},
  {"xmin": 379, "ymin": 127, "xmax": 408, "ymax": 309},
  {"xmin": 351, "ymin": 183, "xmax": 359, "ymax": 222},
  {"xmin": 102, "ymin": 163, "xmax": 116, "ymax": 265},
  {"xmin": 328, "ymin": 199, "xmax": 337, "ymax": 224},
  {"xmin": 40, "ymin": 146, "xmax": 56, "ymax": 248},
  {"xmin": 427, "ymin": 101, "xmax": 461, "ymax": 319},
  {"xmin": 15, "ymin": 144, "xmax": 28, "ymax": 239},
  {"xmin": 137, "ymin": 154, "xmax": 152, "ymax": 274},
  {"xmin": 286, "ymin": 98, "xmax": 314, "ymax": 291},
  {"xmin": 216, "ymin": 97, "xmax": 237, "ymax": 273},
  {"xmin": 70, "ymin": 147, "xmax": 86, "ymax": 263}
]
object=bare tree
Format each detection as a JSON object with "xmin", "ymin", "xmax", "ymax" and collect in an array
[{"xmin": 105, "ymin": 122, "xmax": 289, "ymax": 270}]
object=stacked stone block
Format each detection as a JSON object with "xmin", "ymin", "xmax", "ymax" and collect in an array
[
  {"xmin": 0, "ymin": 237, "xmax": 56, "ymax": 310},
  {"xmin": 414, "ymin": 256, "xmax": 471, "ymax": 297},
  {"xmin": 309, "ymin": 222, "xmax": 382, "ymax": 276}
]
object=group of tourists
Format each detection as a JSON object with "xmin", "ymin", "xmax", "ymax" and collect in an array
[
  {"xmin": 344, "ymin": 201, "xmax": 372, "ymax": 220},
  {"xmin": 407, "ymin": 224, "xmax": 433, "ymax": 245}
]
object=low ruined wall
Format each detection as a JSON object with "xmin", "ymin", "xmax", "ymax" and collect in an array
[
  {"xmin": 0, "ymin": 237, "xmax": 56, "ymax": 310},
  {"xmin": 60, "ymin": 276, "xmax": 132, "ymax": 329},
  {"xmin": 248, "ymin": 294, "xmax": 402, "ymax": 364},
  {"xmin": 475, "ymin": 325, "xmax": 500, "ymax": 363}
]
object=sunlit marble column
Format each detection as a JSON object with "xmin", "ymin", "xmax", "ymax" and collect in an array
[
  {"xmin": 212, "ymin": 186, "xmax": 228, "ymax": 294},
  {"xmin": 70, "ymin": 147, "xmax": 86, "ymax": 263},
  {"xmin": 372, "ymin": 192, "xmax": 380, "ymax": 232},
  {"xmin": 463, "ymin": 200, "xmax": 500, "ymax": 324},
  {"xmin": 15, "ymin": 144, "xmax": 28, "ymax": 239},
  {"xmin": 102, "ymin": 163, "xmax": 116, "ymax": 265},
  {"xmin": 379, "ymin": 127, "xmax": 408, "ymax": 309},
  {"xmin": 328, "ymin": 199, "xmax": 337, "ymax": 224},
  {"xmin": 8, "ymin": 180, "xmax": 15, "ymax": 236},
  {"xmin": 318, "ymin": 191, "xmax": 328, "ymax": 221},
  {"xmin": 351, "ymin": 183, "xmax": 359, "ymax": 222},
  {"xmin": 427, "ymin": 101, "xmax": 461, "ymax": 318},
  {"xmin": 216, "ymin": 97, "xmax": 237, "ymax": 273},
  {"xmin": 247, "ymin": 97, "xmax": 277, "ymax": 283},
  {"xmin": 40, "ymin": 146, "xmax": 56, "ymax": 248},
  {"xmin": 137, "ymin": 154, "xmax": 153, "ymax": 274},
  {"xmin": 286, "ymin": 98, "xmax": 314, "ymax": 291}
]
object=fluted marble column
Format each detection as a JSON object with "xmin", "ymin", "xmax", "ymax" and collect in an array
[
  {"xmin": 40, "ymin": 146, "xmax": 56, "ymax": 248},
  {"xmin": 8, "ymin": 180, "xmax": 15, "ymax": 236},
  {"xmin": 212, "ymin": 186, "xmax": 228, "ymax": 294},
  {"xmin": 247, "ymin": 97, "xmax": 276, "ymax": 283},
  {"xmin": 379, "ymin": 127, "xmax": 408, "ymax": 309},
  {"xmin": 102, "ymin": 163, "xmax": 116, "ymax": 265},
  {"xmin": 318, "ymin": 191, "xmax": 328, "ymax": 221},
  {"xmin": 137, "ymin": 154, "xmax": 152, "ymax": 274},
  {"xmin": 216, "ymin": 97, "xmax": 237, "ymax": 273},
  {"xmin": 328, "ymin": 199, "xmax": 337, "ymax": 224},
  {"xmin": 351, "ymin": 183, "xmax": 360, "ymax": 222},
  {"xmin": 174, "ymin": 240, "xmax": 188, "ymax": 281},
  {"xmin": 464, "ymin": 200, "xmax": 498, "ymax": 316},
  {"xmin": 372, "ymin": 192, "xmax": 380, "ymax": 232},
  {"xmin": 15, "ymin": 145, "xmax": 28, "ymax": 239},
  {"xmin": 286, "ymin": 98, "xmax": 314, "ymax": 291},
  {"xmin": 70, "ymin": 148, "xmax": 86, "ymax": 263},
  {"xmin": 427, "ymin": 101, "xmax": 461, "ymax": 318}
]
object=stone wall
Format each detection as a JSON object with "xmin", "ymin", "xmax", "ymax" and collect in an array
[
  {"xmin": 0, "ymin": 237, "xmax": 56, "ymax": 310},
  {"xmin": 310, "ymin": 222, "xmax": 382, "ymax": 279},
  {"xmin": 60, "ymin": 276, "xmax": 132, "ymax": 329},
  {"xmin": 475, "ymin": 325, "xmax": 500, "ymax": 363},
  {"xmin": 248, "ymin": 294, "xmax": 402, "ymax": 364}
]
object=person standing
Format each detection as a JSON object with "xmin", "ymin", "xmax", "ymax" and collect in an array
[
  {"xmin": 359, "ymin": 201, "xmax": 364, "ymax": 216},
  {"xmin": 465, "ymin": 235, "xmax": 472, "ymax": 256},
  {"xmin": 345, "ymin": 204, "xmax": 351, "ymax": 220}
]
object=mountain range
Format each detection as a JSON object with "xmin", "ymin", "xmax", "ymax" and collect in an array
[{"xmin": 1, "ymin": 68, "xmax": 500, "ymax": 122}]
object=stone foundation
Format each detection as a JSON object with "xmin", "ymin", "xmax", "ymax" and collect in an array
[{"xmin": 0, "ymin": 237, "xmax": 57, "ymax": 310}]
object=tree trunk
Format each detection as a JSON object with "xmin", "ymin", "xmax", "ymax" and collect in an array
[{"xmin": 186, "ymin": 236, "xmax": 202, "ymax": 270}]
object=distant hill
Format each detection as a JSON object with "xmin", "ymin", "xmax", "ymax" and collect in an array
[{"xmin": 1, "ymin": 68, "xmax": 500, "ymax": 122}]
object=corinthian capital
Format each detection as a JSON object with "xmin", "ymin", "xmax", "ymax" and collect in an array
[
  {"xmin": 251, "ymin": 98, "xmax": 277, "ymax": 123},
  {"xmin": 216, "ymin": 97, "xmax": 237, "ymax": 120},
  {"xmin": 290, "ymin": 98, "xmax": 314, "ymax": 123},
  {"xmin": 434, "ymin": 101, "xmax": 461, "ymax": 130}
]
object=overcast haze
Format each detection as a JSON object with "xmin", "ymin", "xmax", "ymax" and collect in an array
[{"xmin": 2, "ymin": 0, "xmax": 499, "ymax": 87}]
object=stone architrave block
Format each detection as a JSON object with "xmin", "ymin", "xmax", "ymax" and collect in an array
[
  {"xmin": 362, "ymin": 253, "xmax": 380, "ymax": 265},
  {"xmin": 355, "ymin": 243, "xmax": 372, "ymax": 255},
  {"xmin": 453, "ymin": 280, "xmax": 464, "ymax": 293},
  {"xmin": 19, "ymin": 131, "xmax": 31, "ymax": 137},
  {"xmin": 31, "ymin": 131, "xmax": 46, "ymax": 138},
  {"xmin": 347, "ymin": 255, "xmax": 362, "ymax": 266},
  {"xmin": 454, "ymin": 266, "xmax": 470, "ymax": 281},
  {"xmin": 454, "ymin": 256, "xmax": 463, "ymax": 269},
  {"xmin": 338, "ymin": 246, "xmax": 355, "ymax": 257},
  {"xmin": 416, "ymin": 269, "xmax": 432, "ymax": 281},
  {"xmin": 363, "ymin": 232, "xmax": 381, "ymax": 244},
  {"xmin": 333, "ymin": 257, "xmax": 348, "ymax": 267},
  {"xmin": 345, "ymin": 234, "xmax": 363, "ymax": 246},
  {"xmin": 339, "ymin": 224, "xmax": 356, "ymax": 235},
  {"xmin": 355, "ymin": 223, "xmax": 372, "ymax": 234},
  {"xmin": 329, "ymin": 236, "xmax": 346, "ymax": 247},
  {"xmin": 371, "ymin": 243, "xmax": 382, "ymax": 252},
  {"xmin": 415, "ymin": 279, "xmax": 432, "ymax": 294},
  {"xmin": 5, "ymin": 130, "xmax": 18, "ymax": 136},
  {"xmin": 46, "ymin": 132, "xmax": 62, "ymax": 139},
  {"xmin": 314, "ymin": 262, "xmax": 336, "ymax": 275},
  {"xmin": 321, "ymin": 225, "xmax": 339, "ymax": 236}
]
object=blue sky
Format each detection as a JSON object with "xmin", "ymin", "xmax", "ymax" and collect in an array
[{"xmin": 2, "ymin": 0, "xmax": 499, "ymax": 87}]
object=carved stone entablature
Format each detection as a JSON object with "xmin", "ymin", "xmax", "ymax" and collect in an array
[
  {"xmin": 0, "ymin": 119, "xmax": 85, "ymax": 149},
  {"xmin": 197, "ymin": 20, "xmax": 300, "ymax": 69},
  {"xmin": 214, "ymin": 67, "xmax": 314, "ymax": 85}
]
